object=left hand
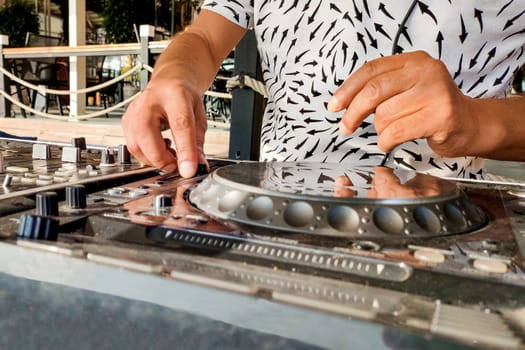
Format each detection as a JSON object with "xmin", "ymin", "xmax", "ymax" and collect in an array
[{"xmin": 327, "ymin": 51, "xmax": 475, "ymax": 157}]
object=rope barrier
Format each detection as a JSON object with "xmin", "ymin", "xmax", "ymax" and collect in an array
[
  {"xmin": 226, "ymin": 74, "xmax": 269, "ymax": 98},
  {"xmin": 0, "ymin": 64, "xmax": 144, "ymax": 95},
  {"xmin": 0, "ymin": 88, "xmax": 142, "ymax": 121},
  {"xmin": 0, "ymin": 60, "xmax": 236, "ymax": 124}
]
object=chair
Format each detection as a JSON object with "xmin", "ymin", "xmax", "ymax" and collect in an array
[
  {"xmin": 22, "ymin": 33, "xmax": 66, "ymax": 115},
  {"xmin": 86, "ymin": 55, "xmax": 118, "ymax": 118}
]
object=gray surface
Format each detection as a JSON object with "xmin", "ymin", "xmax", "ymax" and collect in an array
[{"xmin": 0, "ymin": 243, "xmax": 472, "ymax": 350}]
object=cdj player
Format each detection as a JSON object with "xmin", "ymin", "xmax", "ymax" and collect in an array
[{"xmin": 1, "ymin": 136, "xmax": 525, "ymax": 349}]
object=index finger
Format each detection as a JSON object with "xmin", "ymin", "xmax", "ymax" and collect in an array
[
  {"xmin": 327, "ymin": 53, "xmax": 414, "ymax": 112},
  {"xmin": 166, "ymin": 89, "xmax": 202, "ymax": 178}
]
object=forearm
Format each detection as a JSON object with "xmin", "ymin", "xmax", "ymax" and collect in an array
[
  {"xmin": 151, "ymin": 10, "xmax": 246, "ymax": 94},
  {"xmin": 466, "ymin": 94, "xmax": 525, "ymax": 161}
]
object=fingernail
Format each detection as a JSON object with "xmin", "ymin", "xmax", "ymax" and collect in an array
[
  {"xmin": 327, "ymin": 96, "xmax": 340, "ymax": 112},
  {"xmin": 339, "ymin": 122, "xmax": 351, "ymax": 135},
  {"xmin": 179, "ymin": 161, "xmax": 195, "ymax": 178},
  {"xmin": 161, "ymin": 163, "xmax": 177, "ymax": 173}
]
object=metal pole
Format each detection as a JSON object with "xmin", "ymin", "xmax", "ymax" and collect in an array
[{"xmin": 228, "ymin": 30, "xmax": 264, "ymax": 161}]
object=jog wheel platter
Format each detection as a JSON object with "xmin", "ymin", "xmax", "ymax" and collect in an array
[{"xmin": 190, "ymin": 162, "xmax": 487, "ymax": 238}]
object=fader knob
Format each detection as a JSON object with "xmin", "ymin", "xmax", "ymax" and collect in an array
[
  {"xmin": 35, "ymin": 191, "xmax": 59, "ymax": 217},
  {"xmin": 117, "ymin": 144, "xmax": 131, "ymax": 164},
  {"xmin": 153, "ymin": 194, "xmax": 173, "ymax": 210},
  {"xmin": 65, "ymin": 185, "xmax": 87, "ymax": 209},
  {"xmin": 100, "ymin": 148, "xmax": 115, "ymax": 166},
  {"xmin": 18, "ymin": 214, "xmax": 59, "ymax": 241}
]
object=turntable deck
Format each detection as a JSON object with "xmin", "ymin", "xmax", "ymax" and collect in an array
[{"xmin": 1, "ymin": 137, "xmax": 525, "ymax": 349}]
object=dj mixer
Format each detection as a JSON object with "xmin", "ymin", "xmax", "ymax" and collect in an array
[{"xmin": 1, "ymin": 136, "xmax": 525, "ymax": 349}]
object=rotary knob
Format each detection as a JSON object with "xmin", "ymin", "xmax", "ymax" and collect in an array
[
  {"xmin": 65, "ymin": 185, "xmax": 87, "ymax": 209},
  {"xmin": 18, "ymin": 214, "xmax": 59, "ymax": 241},
  {"xmin": 35, "ymin": 191, "xmax": 59, "ymax": 217}
]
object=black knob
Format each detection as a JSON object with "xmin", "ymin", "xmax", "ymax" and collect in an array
[
  {"xmin": 118, "ymin": 144, "xmax": 131, "ymax": 164},
  {"xmin": 35, "ymin": 191, "xmax": 59, "ymax": 216},
  {"xmin": 153, "ymin": 194, "xmax": 173, "ymax": 210},
  {"xmin": 66, "ymin": 185, "xmax": 87, "ymax": 209},
  {"xmin": 18, "ymin": 214, "xmax": 59, "ymax": 241}
]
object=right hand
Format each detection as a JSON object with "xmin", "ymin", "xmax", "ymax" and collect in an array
[{"xmin": 122, "ymin": 78, "xmax": 208, "ymax": 178}]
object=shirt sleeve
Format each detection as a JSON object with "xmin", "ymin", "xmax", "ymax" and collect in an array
[{"xmin": 200, "ymin": 0, "xmax": 254, "ymax": 29}]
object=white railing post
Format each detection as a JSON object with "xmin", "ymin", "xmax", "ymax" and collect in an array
[
  {"xmin": 68, "ymin": 0, "xmax": 87, "ymax": 119},
  {"xmin": 139, "ymin": 25, "xmax": 154, "ymax": 92}
]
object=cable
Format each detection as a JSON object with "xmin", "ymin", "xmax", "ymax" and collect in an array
[{"xmin": 380, "ymin": 0, "xmax": 419, "ymax": 166}]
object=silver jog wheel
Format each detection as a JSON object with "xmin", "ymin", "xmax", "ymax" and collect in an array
[{"xmin": 189, "ymin": 162, "xmax": 487, "ymax": 238}]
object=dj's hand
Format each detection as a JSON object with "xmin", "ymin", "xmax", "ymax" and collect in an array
[
  {"xmin": 327, "ymin": 51, "xmax": 475, "ymax": 158},
  {"xmin": 122, "ymin": 78, "xmax": 208, "ymax": 178},
  {"xmin": 368, "ymin": 166, "xmax": 446, "ymax": 199}
]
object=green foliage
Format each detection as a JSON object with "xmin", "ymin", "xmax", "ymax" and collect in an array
[
  {"xmin": 102, "ymin": 0, "xmax": 156, "ymax": 44},
  {"xmin": 0, "ymin": 0, "xmax": 39, "ymax": 47}
]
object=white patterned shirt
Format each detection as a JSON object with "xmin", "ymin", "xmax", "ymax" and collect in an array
[{"xmin": 201, "ymin": 0, "xmax": 525, "ymax": 178}]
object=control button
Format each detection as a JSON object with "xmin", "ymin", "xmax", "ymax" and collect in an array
[
  {"xmin": 18, "ymin": 214, "xmax": 59, "ymax": 241},
  {"xmin": 107, "ymin": 187, "xmax": 127, "ymax": 196},
  {"xmin": 20, "ymin": 177, "xmax": 36, "ymax": 185},
  {"xmin": 36, "ymin": 179, "xmax": 53, "ymax": 186},
  {"xmin": 61, "ymin": 146, "xmax": 82, "ymax": 163},
  {"xmin": 6, "ymin": 166, "xmax": 30, "ymax": 173},
  {"xmin": 35, "ymin": 191, "xmax": 59, "ymax": 216},
  {"xmin": 128, "ymin": 189, "xmax": 148, "ymax": 198},
  {"xmin": 66, "ymin": 185, "xmax": 87, "ymax": 209},
  {"xmin": 473, "ymin": 258, "xmax": 508, "ymax": 274},
  {"xmin": 413, "ymin": 249, "xmax": 446, "ymax": 264},
  {"xmin": 32, "ymin": 144, "xmax": 51, "ymax": 160}
]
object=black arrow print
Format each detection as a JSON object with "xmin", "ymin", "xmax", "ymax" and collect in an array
[
  {"xmin": 469, "ymin": 42, "xmax": 487, "ymax": 69},
  {"xmin": 493, "ymin": 66, "xmax": 510, "ymax": 86},
  {"xmin": 310, "ymin": 22, "xmax": 322, "ymax": 41},
  {"xmin": 340, "ymin": 148, "xmax": 361, "ymax": 162},
  {"xmin": 357, "ymin": 32, "xmax": 367, "ymax": 53},
  {"xmin": 305, "ymin": 139, "xmax": 321, "ymax": 158},
  {"xmin": 436, "ymin": 31, "xmax": 444, "ymax": 58},
  {"xmin": 308, "ymin": 1, "xmax": 322, "ymax": 24},
  {"xmin": 466, "ymin": 75, "xmax": 486, "ymax": 93},
  {"xmin": 353, "ymin": 1, "xmax": 363, "ymax": 22},
  {"xmin": 428, "ymin": 157, "xmax": 443, "ymax": 170},
  {"xmin": 393, "ymin": 157, "xmax": 417, "ymax": 170},
  {"xmin": 417, "ymin": 1, "xmax": 438, "ymax": 24},
  {"xmin": 503, "ymin": 9, "xmax": 525, "ymax": 30},
  {"xmin": 378, "ymin": 3, "xmax": 395, "ymax": 20},
  {"xmin": 365, "ymin": 28, "xmax": 378, "ymax": 49},
  {"xmin": 453, "ymin": 54, "xmax": 463, "ymax": 80},
  {"xmin": 478, "ymin": 47, "xmax": 496, "ymax": 73},
  {"xmin": 374, "ymin": 23, "xmax": 392, "ymax": 40},
  {"xmin": 323, "ymin": 135, "xmax": 338, "ymax": 153},
  {"xmin": 497, "ymin": 0, "xmax": 513, "ymax": 17},
  {"xmin": 459, "ymin": 15, "xmax": 468, "ymax": 43},
  {"xmin": 330, "ymin": 3, "xmax": 342, "ymax": 14},
  {"xmin": 474, "ymin": 9, "xmax": 484, "ymax": 32},
  {"xmin": 402, "ymin": 148, "xmax": 423, "ymax": 162}
]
